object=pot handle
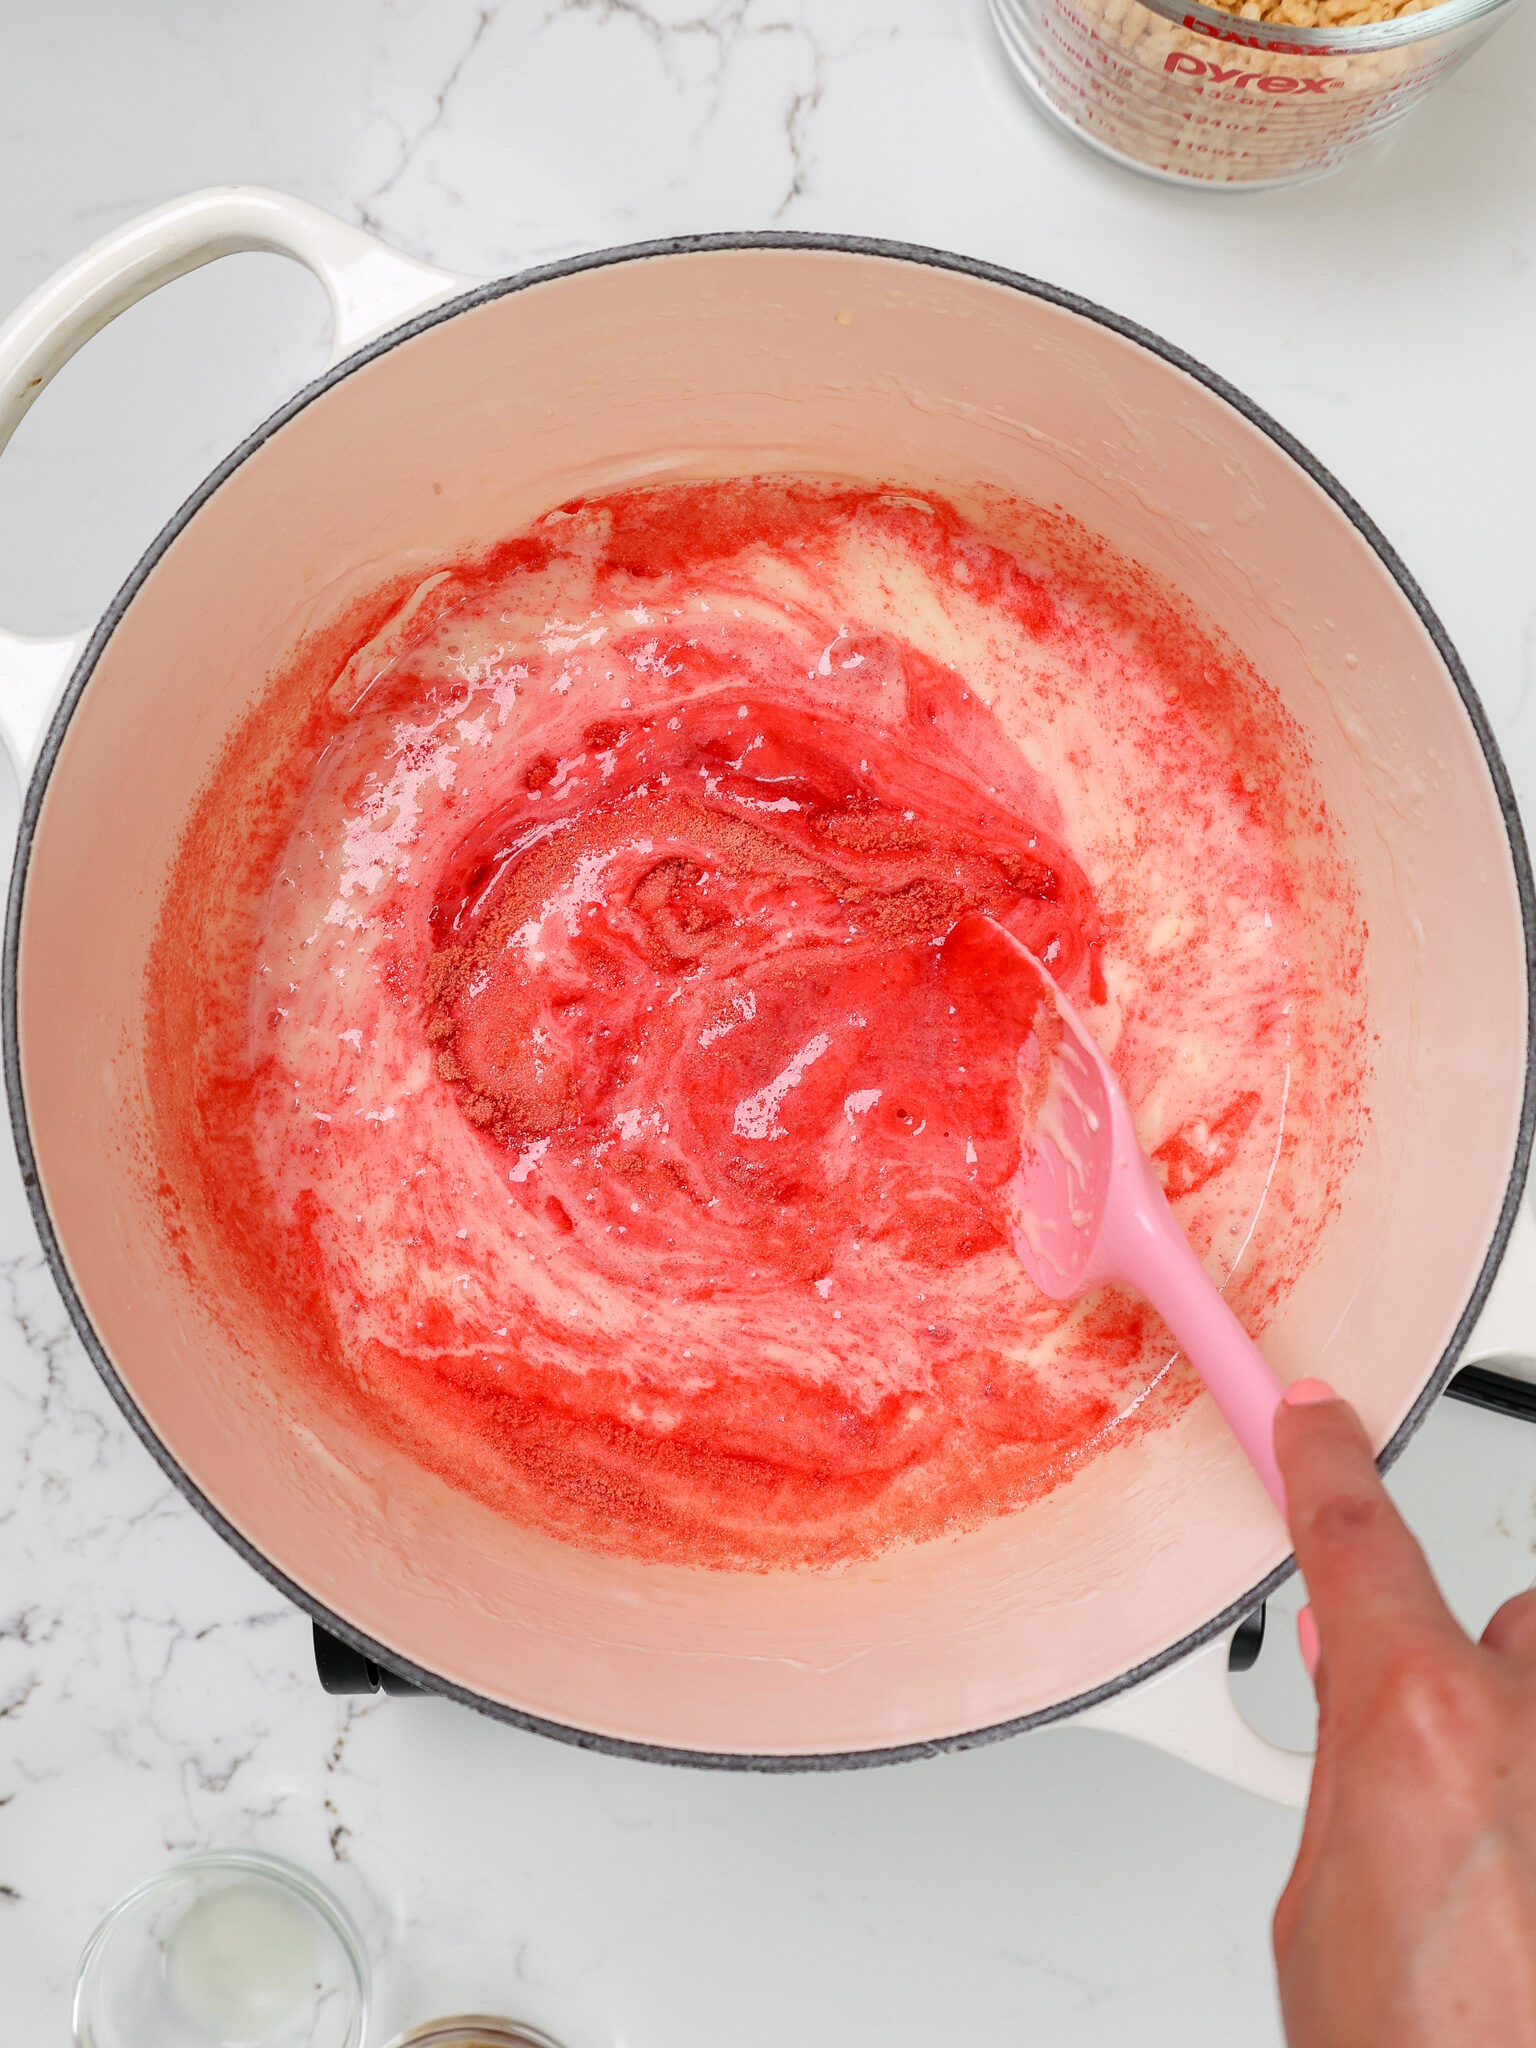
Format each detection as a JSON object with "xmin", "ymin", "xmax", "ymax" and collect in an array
[
  {"xmin": 1451, "ymin": 1183, "xmax": 1536, "ymax": 1379},
  {"xmin": 1075, "ymin": 1628, "xmax": 1313, "ymax": 1808},
  {"xmin": 0, "ymin": 185, "xmax": 470, "ymax": 778},
  {"xmin": 1076, "ymin": 1185, "xmax": 1536, "ymax": 1807}
]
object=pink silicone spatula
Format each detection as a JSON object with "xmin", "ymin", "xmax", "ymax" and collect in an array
[{"xmin": 948, "ymin": 912, "xmax": 1287, "ymax": 1513}]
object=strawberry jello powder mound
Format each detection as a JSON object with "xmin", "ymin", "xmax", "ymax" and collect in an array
[{"xmin": 146, "ymin": 481, "xmax": 1366, "ymax": 1569}]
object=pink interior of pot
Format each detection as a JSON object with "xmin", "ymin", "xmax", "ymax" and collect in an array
[{"xmin": 16, "ymin": 247, "xmax": 1528, "ymax": 1752}]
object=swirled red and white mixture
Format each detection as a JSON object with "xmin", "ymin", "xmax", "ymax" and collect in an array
[{"xmin": 148, "ymin": 481, "xmax": 1365, "ymax": 1566}]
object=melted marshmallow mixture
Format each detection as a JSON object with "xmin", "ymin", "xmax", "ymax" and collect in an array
[{"xmin": 147, "ymin": 482, "xmax": 1366, "ymax": 1567}]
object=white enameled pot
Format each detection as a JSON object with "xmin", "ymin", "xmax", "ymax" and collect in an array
[{"xmin": 2, "ymin": 189, "xmax": 1532, "ymax": 1807}]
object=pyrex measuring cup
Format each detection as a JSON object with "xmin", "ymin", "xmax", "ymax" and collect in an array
[{"xmin": 990, "ymin": 0, "xmax": 1527, "ymax": 185}]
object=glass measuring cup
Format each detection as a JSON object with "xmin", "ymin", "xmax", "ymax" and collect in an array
[
  {"xmin": 990, "ymin": 0, "xmax": 1527, "ymax": 185},
  {"xmin": 384, "ymin": 2023, "xmax": 567, "ymax": 2047}
]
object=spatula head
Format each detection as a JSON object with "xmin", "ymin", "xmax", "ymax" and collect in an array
[
  {"xmin": 942, "ymin": 917, "xmax": 1291, "ymax": 1516},
  {"xmin": 940, "ymin": 913, "xmax": 1114, "ymax": 1301}
]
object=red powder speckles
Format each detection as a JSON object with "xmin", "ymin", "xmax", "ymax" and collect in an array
[
  {"xmin": 423, "ymin": 681, "xmax": 1094, "ymax": 1291},
  {"xmin": 144, "ymin": 479, "xmax": 1368, "ymax": 1569},
  {"xmin": 1153, "ymin": 1092, "xmax": 1263, "ymax": 1201}
]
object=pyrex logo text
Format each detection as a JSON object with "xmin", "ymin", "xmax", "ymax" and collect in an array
[{"xmin": 1164, "ymin": 52, "xmax": 1341, "ymax": 88}]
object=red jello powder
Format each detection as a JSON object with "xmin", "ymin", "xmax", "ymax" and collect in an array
[{"xmin": 145, "ymin": 480, "xmax": 1366, "ymax": 1568}]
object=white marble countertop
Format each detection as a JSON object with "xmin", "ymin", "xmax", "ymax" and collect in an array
[{"xmin": 4, "ymin": 4, "xmax": 1536, "ymax": 2042}]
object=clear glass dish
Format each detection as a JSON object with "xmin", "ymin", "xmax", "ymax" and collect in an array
[
  {"xmin": 990, "ymin": 0, "xmax": 1528, "ymax": 185},
  {"xmin": 72, "ymin": 1850, "xmax": 368, "ymax": 2048}
]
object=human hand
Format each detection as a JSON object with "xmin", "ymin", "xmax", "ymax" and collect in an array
[{"xmin": 1272, "ymin": 1378, "xmax": 1536, "ymax": 2047}]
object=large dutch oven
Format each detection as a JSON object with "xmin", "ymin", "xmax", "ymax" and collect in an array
[{"xmin": 1, "ymin": 189, "xmax": 1531, "ymax": 1804}]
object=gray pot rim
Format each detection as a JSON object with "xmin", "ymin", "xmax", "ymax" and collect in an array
[{"xmin": 7, "ymin": 229, "xmax": 1533, "ymax": 1771}]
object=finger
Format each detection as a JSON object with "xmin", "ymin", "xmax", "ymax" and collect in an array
[
  {"xmin": 1482, "ymin": 1585, "xmax": 1536, "ymax": 1660},
  {"xmin": 1274, "ymin": 1381, "xmax": 1459, "ymax": 1677}
]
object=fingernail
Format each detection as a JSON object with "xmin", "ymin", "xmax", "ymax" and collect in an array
[
  {"xmin": 1284, "ymin": 1377, "xmax": 1339, "ymax": 1406},
  {"xmin": 1297, "ymin": 1604, "xmax": 1320, "ymax": 1679}
]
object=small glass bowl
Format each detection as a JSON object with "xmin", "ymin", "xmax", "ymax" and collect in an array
[
  {"xmin": 72, "ymin": 1849, "xmax": 368, "ymax": 2048},
  {"xmin": 385, "ymin": 2023, "xmax": 567, "ymax": 2048}
]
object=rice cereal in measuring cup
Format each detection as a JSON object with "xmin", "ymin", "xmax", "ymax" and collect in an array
[{"xmin": 989, "ymin": 0, "xmax": 1527, "ymax": 185}]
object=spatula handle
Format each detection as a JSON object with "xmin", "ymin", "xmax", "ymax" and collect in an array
[{"xmin": 1111, "ymin": 1157, "xmax": 1288, "ymax": 1515}]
